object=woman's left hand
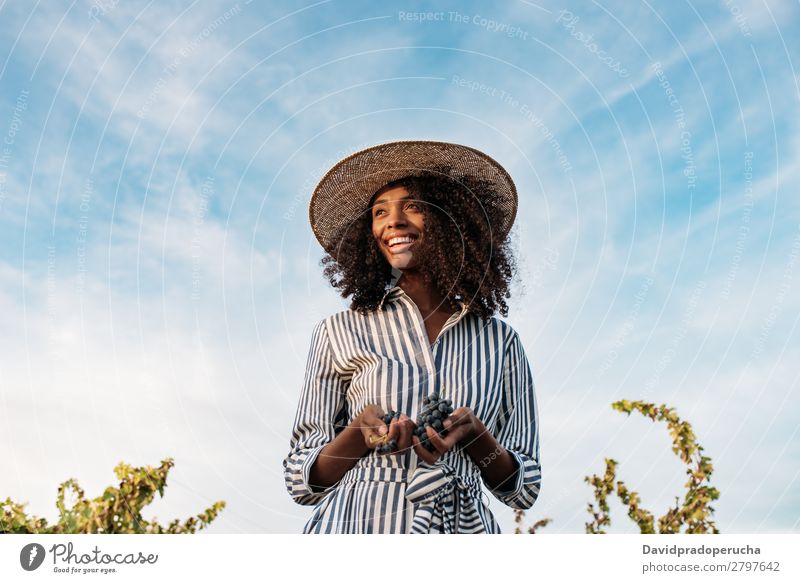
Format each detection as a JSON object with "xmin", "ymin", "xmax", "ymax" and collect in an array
[{"xmin": 411, "ymin": 406, "xmax": 483, "ymax": 464}]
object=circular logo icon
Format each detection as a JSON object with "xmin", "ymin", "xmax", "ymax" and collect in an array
[{"xmin": 20, "ymin": 543, "xmax": 46, "ymax": 571}]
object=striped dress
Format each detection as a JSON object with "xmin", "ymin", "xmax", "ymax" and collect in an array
[{"xmin": 283, "ymin": 285, "xmax": 541, "ymax": 533}]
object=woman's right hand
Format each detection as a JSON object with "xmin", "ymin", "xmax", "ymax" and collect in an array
[{"xmin": 356, "ymin": 405, "xmax": 414, "ymax": 455}]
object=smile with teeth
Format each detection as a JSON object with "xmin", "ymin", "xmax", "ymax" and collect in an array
[{"xmin": 386, "ymin": 235, "xmax": 418, "ymax": 253}]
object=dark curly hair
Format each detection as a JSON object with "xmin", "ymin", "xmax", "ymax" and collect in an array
[{"xmin": 320, "ymin": 164, "xmax": 518, "ymax": 321}]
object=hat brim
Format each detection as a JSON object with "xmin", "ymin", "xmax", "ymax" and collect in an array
[{"xmin": 309, "ymin": 140, "xmax": 518, "ymax": 259}]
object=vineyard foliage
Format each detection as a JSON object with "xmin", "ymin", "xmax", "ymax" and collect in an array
[
  {"xmin": 585, "ymin": 400, "xmax": 720, "ymax": 534},
  {"xmin": 515, "ymin": 399, "xmax": 719, "ymax": 534},
  {"xmin": 1, "ymin": 458, "xmax": 225, "ymax": 534}
]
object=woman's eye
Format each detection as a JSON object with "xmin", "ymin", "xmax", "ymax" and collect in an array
[
  {"xmin": 374, "ymin": 209, "xmax": 384, "ymax": 216},
  {"xmin": 406, "ymin": 203, "xmax": 419, "ymax": 210}
]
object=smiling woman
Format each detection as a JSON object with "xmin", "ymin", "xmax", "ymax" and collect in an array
[
  {"xmin": 316, "ymin": 154, "xmax": 518, "ymax": 320},
  {"xmin": 371, "ymin": 184, "xmax": 423, "ymax": 265},
  {"xmin": 283, "ymin": 140, "xmax": 541, "ymax": 533}
]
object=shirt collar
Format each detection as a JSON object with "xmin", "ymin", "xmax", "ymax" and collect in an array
[
  {"xmin": 378, "ymin": 285, "xmax": 403, "ymax": 310},
  {"xmin": 378, "ymin": 285, "xmax": 468, "ymax": 315}
]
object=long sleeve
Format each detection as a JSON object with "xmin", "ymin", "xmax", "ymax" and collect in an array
[
  {"xmin": 485, "ymin": 330, "xmax": 542, "ymax": 510},
  {"xmin": 283, "ymin": 319, "xmax": 351, "ymax": 506}
]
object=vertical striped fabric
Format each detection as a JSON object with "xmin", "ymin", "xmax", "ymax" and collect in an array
[{"xmin": 283, "ymin": 285, "xmax": 541, "ymax": 533}]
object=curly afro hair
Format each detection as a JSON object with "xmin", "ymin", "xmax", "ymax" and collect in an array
[{"xmin": 319, "ymin": 164, "xmax": 518, "ymax": 321}]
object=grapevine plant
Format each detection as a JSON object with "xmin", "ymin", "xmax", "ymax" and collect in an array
[
  {"xmin": 515, "ymin": 399, "xmax": 719, "ymax": 534},
  {"xmin": 1, "ymin": 457, "xmax": 225, "ymax": 534},
  {"xmin": 585, "ymin": 400, "xmax": 720, "ymax": 534}
]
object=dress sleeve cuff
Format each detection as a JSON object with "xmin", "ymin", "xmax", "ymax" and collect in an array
[
  {"xmin": 301, "ymin": 444, "xmax": 343, "ymax": 495},
  {"xmin": 486, "ymin": 449, "xmax": 541, "ymax": 509},
  {"xmin": 487, "ymin": 449, "xmax": 524, "ymax": 497}
]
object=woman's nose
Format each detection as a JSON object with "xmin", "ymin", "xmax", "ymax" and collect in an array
[{"xmin": 385, "ymin": 206, "xmax": 408, "ymax": 226}]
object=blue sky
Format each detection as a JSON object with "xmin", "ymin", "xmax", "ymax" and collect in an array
[{"xmin": 1, "ymin": 0, "xmax": 798, "ymax": 533}]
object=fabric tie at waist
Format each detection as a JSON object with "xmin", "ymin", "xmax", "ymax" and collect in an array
[{"xmin": 405, "ymin": 461, "xmax": 487, "ymax": 533}]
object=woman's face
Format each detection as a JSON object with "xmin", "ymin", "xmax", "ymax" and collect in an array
[{"xmin": 370, "ymin": 184, "xmax": 425, "ymax": 271}]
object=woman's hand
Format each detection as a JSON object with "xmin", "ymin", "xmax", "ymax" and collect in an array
[
  {"xmin": 356, "ymin": 405, "xmax": 414, "ymax": 456},
  {"xmin": 411, "ymin": 406, "xmax": 483, "ymax": 464},
  {"xmin": 385, "ymin": 412, "xmax": 415, "ymax": 455}
]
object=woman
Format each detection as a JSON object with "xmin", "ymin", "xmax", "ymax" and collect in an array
[{"xmin": 283, "ymin": 140, "xmax": 541, "ymax": 533}]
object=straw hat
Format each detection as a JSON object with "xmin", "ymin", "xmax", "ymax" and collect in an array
[{"xmin": 308, "ymin": 140, "xmax": 518, "ymax": 259}]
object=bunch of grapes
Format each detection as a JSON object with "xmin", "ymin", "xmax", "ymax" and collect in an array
[
  {"xmin": 374, "ymin": 410, "xmax": 400, "ymax": 454},
  {"xmin": 412, "ymin": 392, "xmax": 454, "ymax": 452}
]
